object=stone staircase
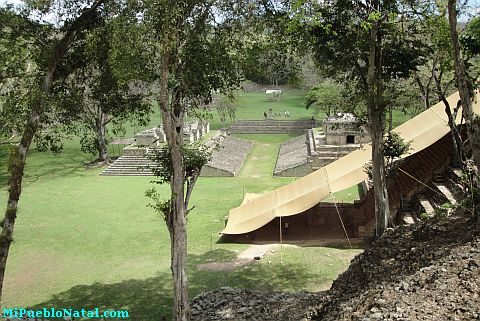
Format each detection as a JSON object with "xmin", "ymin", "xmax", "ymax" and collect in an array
[
  {"xmin": 100, "ymin": 150, "xmax": 156, "ymax": 176},
  {"xmin": 312, "ymin": 144, "xmax": 360, "ymax": 170},
  {"xmin": 228, "ymin": 119, "xmax": 316, "ymax": 134},
  {"xmin": 274, "ymin": 135, "xmax": 310, "ymax": 177},
  {"xmin": 101, "ymin": 132, "xmax": 247, "ymax": 177},
  {"xmin": 416, "ymin": 169, "xmax": 462, "ymax": 218}
]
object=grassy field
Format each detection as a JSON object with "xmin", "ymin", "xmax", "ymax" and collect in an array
[
  {"xmin": 0, "ymin": 135, "xmax": 362, "ymax": 320},
  {"xmin": 0, "ymin": 89, "xmax": 418, "ymax": 319}
]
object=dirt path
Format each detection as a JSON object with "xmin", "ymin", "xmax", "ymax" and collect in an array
[
  {"xmin": 239, "ymin": 141, "xmax": 276, "ymax": 179},
  {"xmin": 197, "ymin": 244, "xmax": 283, "ymax": 272}
]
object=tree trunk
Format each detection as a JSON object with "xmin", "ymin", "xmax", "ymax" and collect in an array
[
  {"xmin": 367, "ymin": 12, "xmax": 390, "ymax": 238},
  {"xmin": 370, "ymin": 120, "xmax": 391, "ymax": 236},
  {"xmin": 448, "ymin": 0, "xmax": 480, "ymax": 170},
  {"xmin": 0, "ymin": 103, "xmax": 41, "ymax": 309},
  {"xmin": 0, "ymin": 1, "xmax": 104, "ymax": 308},
  {"xmin": 169, "ymin": 171, "xmax": 189, "ymax": 321},
  {"xmin": 158, "ymin": 51, "xmax": 190, "ymax": 321},
  {"xmin": 434, "ymin": 71, "xmax": 463, "ymax": 166},
  {"xmin": 96, "ymin": 109, "xmax": 109, "ymax": 165}
]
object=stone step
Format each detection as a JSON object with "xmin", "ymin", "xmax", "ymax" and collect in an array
[
  {"xmin": 434, "ymin": 183, "xmax": 458, "ymax": 205},
  {"xmin": 315, "ymin": 151, "xmax": 351, "ymax": 157},
  {"xmin": 102, "ymin": 166, "xmax": 150, "ymax": 170},
  {"xmin": 419, "ymin": 198, "xmax": 435, "ymax": 216},
  {"xmin": 107, "ymin": 161, "xmax": 151, "ymax": 165},
  {"xmin": 102, "ymin": 166, "xmax": 152, "ymax": 170},
  {"xmin": 317, "ymin": 156, "xmax": 338, "ymax": 161},
  {"xmin": 100, "ymin": 172, "xmax": 153, "ymax": 176}
]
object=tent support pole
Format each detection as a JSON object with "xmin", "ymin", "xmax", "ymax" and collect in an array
[
  {"xmin": 279, "ymin": 216, "xmax": 283, "ymax": 264},
  {"xmin": 331, "ymin": 193, "xmax": 353, "ymax": 249}
]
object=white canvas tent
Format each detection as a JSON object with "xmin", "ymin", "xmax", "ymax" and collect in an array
[{"xmin": 223, "ymin": 91, "xmax": 480, "ymax": 235}]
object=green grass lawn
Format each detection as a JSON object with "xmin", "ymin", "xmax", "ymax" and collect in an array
[
  {"xmin": 0, "ymin": 89, "xmax": 418, "ymax": 320},
  {"xmin": 0, "ymin": 133, "xmax": 361, "ymax": 320}
]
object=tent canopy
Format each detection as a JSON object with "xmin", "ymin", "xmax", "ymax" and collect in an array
[{"xmin": 223, "ymin": 92, "xmax": 480, "ymax": 235}]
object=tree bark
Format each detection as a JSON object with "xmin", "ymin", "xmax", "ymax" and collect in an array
[
  {"xmin": 96, "ymin": 109, "xmax": 109, "ymax": 165},
  {"xmin": 367, "ymin": 12, "xmax": 391, "ymax": 238},
  {"xmin": 0, "ymin": 103, "xmax": 41, "ymax": 308},
  {"xmin": 448, "ymin": 0, "xmax": 480, "ymax": 170},
  {"xmin": 0, "ymin": 0, "xmax": 104, "ymax": 308},
  {"xmin": 434, "ymin": 71, "xmax": 463, "ymax": 166},
  {"xmin": 158, "ymin": 50, "xmax": 190, "ymax": 321},
  {"xmin": 413, "ymin": 59, "xmax": 436, "ymax": 110}
]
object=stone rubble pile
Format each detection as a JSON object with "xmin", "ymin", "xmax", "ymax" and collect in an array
[
  {"xmin": 310, "ymin": 215, "xmax": 480, "ymax": 321},
  {"xmin": 192, "ymin": 212, "xmax": 480, "ymax": 321},
  {"xmin": 190, "ymin": 287, "xmax": 325, "ymax": 321}
]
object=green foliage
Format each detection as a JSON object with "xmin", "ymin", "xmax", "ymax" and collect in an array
[
  {"xmin": 384, "ymin": 78, "xmax": 424, "ymax": 115},
  {"xmin": 305, "ymin": 79, "xmax": 345, "ymax": 117},
  {"xmin": 383, "ymin": 132, "xmax": 411, "ymax": 177},
  {"xmin": 145, "ymin": 187, "xmax": 171, "ymax": 223},
  {"xmin": 242, "ymin": 34, "xmax": 301, "ymax": 85},
  {"xmin": 384, "ymin": 132, "xmax": 411, "ymax": 159},
  {"xmin": 212, "ymin": 95, "xmax": 237, "ymax": 129},
  {"xmin": 299, "ymin": 1, "xmax": 427, "ymax": 90},
  {"xmin": 0, "ymin": 7, "xmax": 48, "ymax": 140},
  {"xmin": 434, "ymin": 202, "xmax": 453, "ymax": 218},
  {"xmin": 419, "ymin": 212, "xmax": 430, "ymax": 220},
  {"xmin": 365, "ymin": 132, "xmax": 411, "ymax": 180},
  {"xmin": 461, "ymin": 16, "xmax": 480, "ymax": 89},
  {"xmin": 148, "ymin": 143, "xmax": 213, "ymax": 185},
  {"xmin": 60, "ymin": 9, "xmax": 152, "ymax": 160},
  {"xmin": 461, "ymin": 16, "xmax": 480, "ymax": 58}
]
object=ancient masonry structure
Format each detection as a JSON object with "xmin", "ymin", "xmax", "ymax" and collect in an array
[
  {"xmin": 100, "ymin": 121, "xmax": 252, "ymax": 177},
  {"xmin": 228, "ymin": 119, "xmax": 316, "ymax": 134},
  {"xmin": 200, "ymin": 135, "xmax": 252, "ymax": 177},
  {"xmin": 274, "ymin": 113, "xmax": 370, "ymax": 177}
]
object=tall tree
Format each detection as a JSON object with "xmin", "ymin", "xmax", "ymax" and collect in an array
[
  {"xmin": 305, "ymin": 79, "xmax": 345, "ymax": 117},
  {"xmin": 297, "ymin": 0, "xmax": 425, "ymax": 236},
  {"xmin": 0, "ymin": 0, "xmax": 105, "ymax": 307},
  {"xmin": 447, "ymin": 0, "xmax": 480, "ymax": 170},
  {"xmin": 141, "ymin": 1, "xmax": 243, "ymax": 319},
  {"xmin": 243, "ymin": 34, "xmax": 301, "ymax": 86},
  {"xmin": 415, "ymin": 10, "xmax": 463, "ymax": 165},
  {"xmin": 67, "ymin": 20, "xmax": 151, "ymax": 165}
]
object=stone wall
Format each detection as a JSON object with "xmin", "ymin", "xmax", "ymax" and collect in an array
[
  {"xmin": 200, "ymin": 165, "xmax": 235, "ymax": 177},
  {"xmin": 323, "ymin": 116, "xmax": 369, "ymax": 145},
  {"xmin": 274, "ymin": 135, "xmax": 311, "ymax": 177},
  {"xmin": 274, "ymin": 162, "xmax": 312, "ymax": 177},
  {"xmin": 228, "ymin": 119, "xmax": 316, "ymax": 134},
  {"xmin": 200, "ymin": 135, "xmax": 253, "ymax": 177}
]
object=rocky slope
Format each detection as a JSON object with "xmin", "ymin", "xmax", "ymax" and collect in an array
[
  {"xmin": 190, "ymin": 287, "xmax": 324, "ymax": 321},
  {"xmin": 191, "ymin": 213, "xmax": 480, "ymax": 321},
  {"xmin": 310, "ymin": 214, "xmax": 480, "ymax": 321}
]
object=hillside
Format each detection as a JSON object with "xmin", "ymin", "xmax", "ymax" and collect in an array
[
  {"xmin": 310, "ymin": 212, "xmax": 480, "ymax": 321},
  {"xmin": 191, "ymin": 211, "xmax": 480, "ymax": 321}
]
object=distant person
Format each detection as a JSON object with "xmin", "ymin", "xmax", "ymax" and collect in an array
[
  {"xmin": 264, "ymin": 111, "xmax": 267, "ymax": 119},
  {"xmin": 286, "ymin": 110, "xmax": 290, "ymax": 117},
  {"xmin": 284, "ymin": 111, "xmax": 287, "ymax": 117},
  {"xmin": 284, "ymin": 222, "xmax": 290, "ymax": 235}
]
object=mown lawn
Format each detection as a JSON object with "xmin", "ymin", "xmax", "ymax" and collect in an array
[{"xmin": 0, "ymin": 89, "xmax": 416, "ymax": 320}]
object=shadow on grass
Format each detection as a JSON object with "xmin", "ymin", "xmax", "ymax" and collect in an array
[
  {"xmin": 0, "ymin": 146, "xmax": 93, "ymax": 189},
  {"xmin": 32, "ymin": 249, "xmax": 315, "ymax": 320}
]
